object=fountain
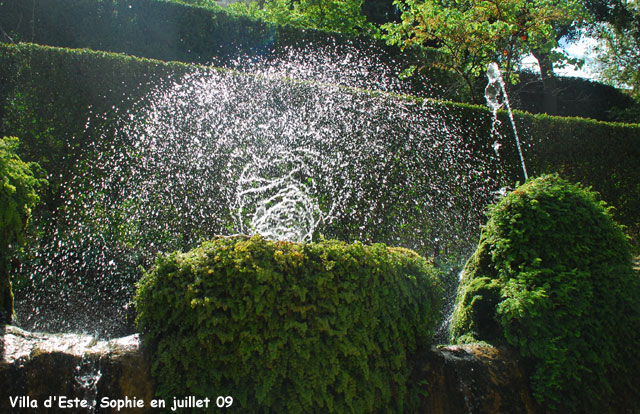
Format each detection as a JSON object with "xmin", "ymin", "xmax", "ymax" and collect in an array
[
  {"xmin": 1, "ymin": 46, "xmax": 537, "ymax": 408},
  {"xmin": 9, "ymin": 44, "xmax": 510, "ymax": 339},
  {"xmin": 234, "ymin": 146, "xmax": 325, "ymax": 242}
]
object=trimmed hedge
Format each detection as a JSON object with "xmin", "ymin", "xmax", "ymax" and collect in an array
[
  {"xmin": 1, "ymin": 43, "xmax": 637, "ymax": 241},
  {"xmin": 450, "ymin": 175, "xmax": 640, "ymax": 412},
  {"xmin": 0, "ymin": 136, "xmax": 45, "ymax": 323},
  {"xmin": 135, "ymin": 235, "xmax": 442, "ymax": 413},
  {"xmin": 0, "ymin": 0, "xmax": 272, "ymax": 64},
  {"xmin": 0, "ymin": 0, "xmax": 443, "ymax": 96},
  {"xmin": 510, "ymin": 72, "xmax": 639, "ymax": 123},
  {"xmin": 0, "ymin": 42, "xmax": 194, "ymax": 208},
  {"xmin": 3, "ymin": 0, "xmax": 636, "ymax": 118}
]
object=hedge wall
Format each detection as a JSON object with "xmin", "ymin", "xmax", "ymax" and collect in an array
[
  {"xmin": 0, "ymin": 42, "xmax": 637, "ymax": 246},
  {"xmin": 136, "ymin": 235, "xmax": 443, "ymax": 413},
  {"xmin": 509, "ymin": 72, "xmax": 639, "ymax": 123},
  {"xmin": 0, "ymin": 42, "xmax": 196, "ymax": 227},
  {"xmin": 0, "ymin": 0, "xmax": 272, "ymax": 64},
  {"xmin": 0, "ymin": 0, "xmax": 445, "ymax": 97},
  {"xmin": 0, "ymin": 42, "xmax": 638, "ymax": 334},
  {"xmin": 2, "ymin": 0, "xmax": 635, "ymax": 118}
]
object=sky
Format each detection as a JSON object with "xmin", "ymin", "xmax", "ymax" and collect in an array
[{"xmin": 520, "ymin": 35, "xmax": 600, "ymax": 79}]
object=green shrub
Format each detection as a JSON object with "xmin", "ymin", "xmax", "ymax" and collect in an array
[
  {"xmin": 136, "ymin": 235, "xmax": 442, "ymax": 413},
  {"xmin": 450, "ymin": 174, "xmax": 640, "ymax": 412},
  {"xmin": 0, "ymin": 136, "xmax": 45, "ymax": 323}
]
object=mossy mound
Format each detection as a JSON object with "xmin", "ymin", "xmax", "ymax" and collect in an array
[
  {"xmin": 450, "ymin": 174, "xmax": 640, "ymax": 412},
  {"xmin": 135, "ymin": 235, "xmax": 442, "ymax": 413}
]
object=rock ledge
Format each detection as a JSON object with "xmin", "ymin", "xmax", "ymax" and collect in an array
[{"xmin": 2, "ymin": 325, "xmax": 538, "ymax": 413}]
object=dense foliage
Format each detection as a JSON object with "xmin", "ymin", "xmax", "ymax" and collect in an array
[
  {"xmin": 382, "ymin": 0, "xmax": 588, "ymax": 104},
  {"xmin": 136, "ymin": 236, "xmax": 442, "ymax": 413},
  {"xmin": 227, "ymin": 0, "xmax": 376, "ymax": 36},
  {"xmin": 0, "ymin": 137, "xmax": 45, "ymax": 323},
  {"xmin": 450, "ymin": 175, "xmax": 640, "ymax": 412}
]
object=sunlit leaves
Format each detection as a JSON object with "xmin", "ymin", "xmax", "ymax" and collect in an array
[
  {"xmin": 0, "ymin": 137, "xmax": 46, "ymax": 250},
  {"xmin": 136, "ymin": 236, "xmax": 443, "ymax": 412},
  {"xmin": 382, "ymin": 0, "xmax": 588, "ymax": 100},
  {"xmin": 227, "ymin": 0, "xmax": 376, "ymax": 36}
]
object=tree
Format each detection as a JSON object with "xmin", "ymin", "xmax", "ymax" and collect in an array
[
  {"xmin": 227, "ymin": 0, "xmax": 377, "ymax": 35},
  {"xmin": 382, "ymin": 0, "xmax": 588, "ymax": 105},
  {"xmin": 593, "ymin": 0, "xmax": 640, "ymax": 103}
]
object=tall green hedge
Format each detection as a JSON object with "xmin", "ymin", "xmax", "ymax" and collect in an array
[
  {"xmin": 1, "ymin": 0, "xmax": 636, "ymax": 118},
  {"xmin": 0, "ymin": 0, "xmax": 438, "ymax": 91},
  {"xmin": 0, "ymin": 42, "xmax": 193, "ymax": 211},
  {"xmin": 0, "ymin": 0, "xmax": 271, "ymax": 64},
  {"xmin": 2, "ymin": 42, "xmax": 638, "ymax": 240},
  {"xmin": 135, "ymin": 236, "xmax": 443, "ymax": 413},
  {"xmin": 450, "ymin": 175, "xmax": 640, "ymax": 412},
  {"xmin": 510, "ymin": 72, "xmax": 639, "ymax": 123}
]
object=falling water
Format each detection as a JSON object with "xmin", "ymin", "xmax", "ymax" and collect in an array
[
  {"xmin": 226, "ymin": 39, "xmax": 444, "ymax": 98},
  {"xmin": 485, "ymin": 62, "xmax": 528, "ymax": 180},
  {"xmin": 74, "ymin": 358, "xmax": 102, "ymax": 413}
]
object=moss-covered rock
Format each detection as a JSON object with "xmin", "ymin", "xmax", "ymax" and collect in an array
[
  {"xmin": 450, "ymin": 174, "xmax": 640, "ymax": 412},
  {"xmin": 135, "ymin": 235, "xmax": 442, "ymax": 413}
]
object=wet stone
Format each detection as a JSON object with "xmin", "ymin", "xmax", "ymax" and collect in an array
[
  {"xmin": 0, "ymin": 325, "xmax": 153, "ymax": 413},
  {"xmin": 418, "ymin": 344, "xmax": 540, "ymax": 414},
  {"xmin": 2, "ymin": 324, "xmax": 540, "ymax": 413}
]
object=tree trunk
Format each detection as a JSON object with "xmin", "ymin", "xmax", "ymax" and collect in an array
[{"xmin": 532, "ymin": 50, "xmax": 558, "ymax": 115}]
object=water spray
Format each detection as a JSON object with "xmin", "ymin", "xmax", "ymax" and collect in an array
[{"xmin": 485, "ymin": 63, "xmax": 529, "ymax": 180}]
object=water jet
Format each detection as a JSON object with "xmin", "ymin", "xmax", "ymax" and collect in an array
[{"xmin": 485, "ymin": 62, "xmax": 529, "ymax": 181}]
